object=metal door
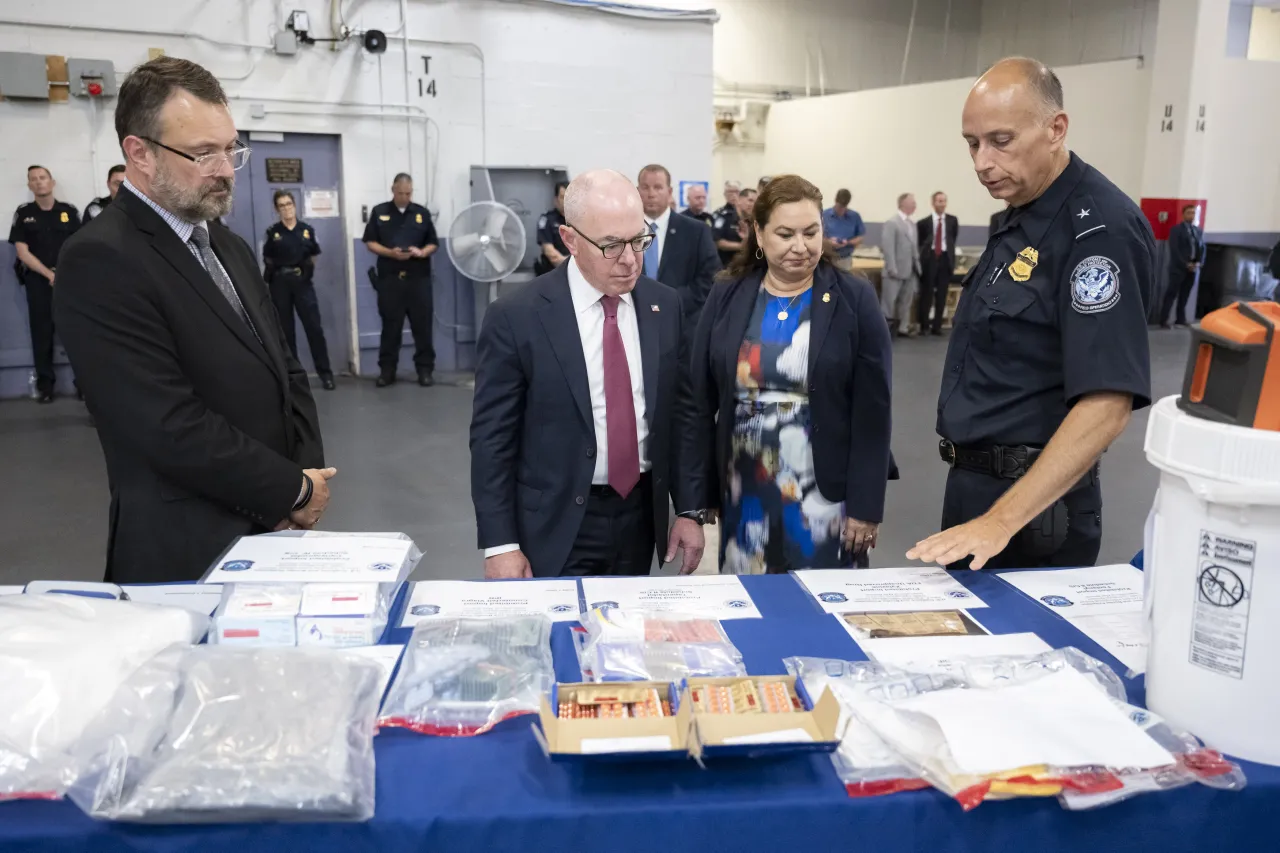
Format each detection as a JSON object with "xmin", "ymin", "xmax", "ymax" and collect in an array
[{"xmin": 225, "ymin": 132, "xmax": 350, "ymax": 375}]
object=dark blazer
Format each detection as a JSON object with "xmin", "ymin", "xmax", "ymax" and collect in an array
[
  {"xmin": 690, "ymin": 262, "xmax": 894, "ymax": 524},
  {"xmin": 655, "ymin": 211, "xmax": 722, "ymax": 323},
  {"xmin": 1168, "ymin": 221, "xmax": 1206, "ymax": 267},
  {"xmin": 54, "ymin": 187, "xmax": 324, "ymax": 584},
  {"xmin": 470, "ymin": 264, "xmax": 698, "ymax": 577},
  {"xmin": 917, "ymin": 212, "xmax": 960, "ymax": 270}
]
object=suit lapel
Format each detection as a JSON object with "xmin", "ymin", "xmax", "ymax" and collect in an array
[
  {"xmin": 809, "ymin": 264, "xmax": 837, "ymax": 378},
  {"xmin": 657, "ymin": 214, "xmax": 679, "ymax": 281},
  {"xmin": 537, "ymin": 267, "xmax": 593, "ymax": 430},
  {"xmin": 633, "ymin": 279, "xmax": 661, "ymax": 423},
  {"xmin": 722, "ymin": 270, "xmax": 761, "ymax": 371},
  {"xmin": 209, "ymin": 224, "xmax": 285, "ymax": 379}
]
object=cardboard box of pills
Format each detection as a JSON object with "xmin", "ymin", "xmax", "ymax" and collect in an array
[
  {"xmin": 686, "ymin": 675, "xmax": 840, "ymax": 759},
  {"xmin": 534, "ymin": 681, "xmax": 692, "ymax": 762}
]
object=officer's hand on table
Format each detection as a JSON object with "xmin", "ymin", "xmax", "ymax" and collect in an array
[
  {"xmin": 666, "ymin": 517, "xmax": 705, "ymax": 575},
  {"xmin": 485, "ymin": 550, "xmax": 533, "ymax": 579},
  {"xmin": 906, "ymin": 514, "xmax": 1015, "ymax": 570},
  {"xmin": 290, "ymin": 466, "xmax": 337, "ymax": 529},
  {"xmin": 843, "ymin": 518, "xmax": 878, "ymax": 554}
]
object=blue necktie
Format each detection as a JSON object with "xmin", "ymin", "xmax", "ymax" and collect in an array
[{"xmin": 644, "ymin": 221, "xmax": 660, "ymax": 277}]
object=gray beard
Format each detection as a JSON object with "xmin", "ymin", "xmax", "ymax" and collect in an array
[{"xmin": 153, "ymin": 161, "xmax": 234, "ymax": 222}]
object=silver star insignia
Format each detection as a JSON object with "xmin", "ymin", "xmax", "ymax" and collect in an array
[{"xmin": 1077, "ymin": 208, "xmax": 1091, "ymax": 218}]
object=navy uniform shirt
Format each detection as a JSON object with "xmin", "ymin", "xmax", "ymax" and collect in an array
[
  {"xmin": 82, "ymin": 195, "xmax": 112, "ymax": 224},
  {"xmin": 8, "ymin": 200, "xmax": 80, "ymax": 270},
  {"xmin": 535, "ymin": 208, "xmax": 568, "ymax": 257},
  {"xmin": 263, "ymin": 219, "xmax": 321, "ymax": 279},
  {"xmin": 361, "ymin": 201, "xmax": 438, "ymax": 277},
  {"xmin": 937, "ymin": 152, "xmax": 1154, "ymax": 447},
  {"xmin": 682, "ymin": 208, "xmax": 715, "ymax": 228},
  {"xmin": 713, "ymin": 205, "xmax": 743, "ymax": 265}
]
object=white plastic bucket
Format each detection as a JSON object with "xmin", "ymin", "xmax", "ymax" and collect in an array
[{"xmin": 1144, "ymin": 395, "xmax": 1280, "ymax": 766}]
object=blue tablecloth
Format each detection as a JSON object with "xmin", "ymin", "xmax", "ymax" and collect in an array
[{"xmin": 3, "ymin": 570, "xmax": 1277, "ymax": 852}]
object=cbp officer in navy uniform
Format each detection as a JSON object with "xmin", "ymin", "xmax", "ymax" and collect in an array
[
  {"xmin": 908, "ymin": 57, "xmax": 1154, "ymax": 571},
  {"xmin": 362, "ymin": 172, "xmax": 439, "ymax": 387},
  {"xmin": 533, "ymin": 180, "xmax": 570, "ymax": 276},
  {"xmin": 263, "ymin": 190, "xmax": 334, "ymax": 390},
  {"xmin": 83, "ymin": 165, "xmax": 126, "ymax": 224},
  {"xmin": 8, "ymin": 165, "xmax": 80, "ymax": 403}
]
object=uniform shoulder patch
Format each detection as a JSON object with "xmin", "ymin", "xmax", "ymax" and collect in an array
[
  {"xmin": 1071, "ymin": 255, "xmax": 1121, "ymax": 314},
  {"xmin": 538, "ymin": 214, "xmax": 547, "ymax": 229}
]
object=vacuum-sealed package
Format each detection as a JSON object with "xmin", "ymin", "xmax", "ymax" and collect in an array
[
  {"xmin": 68, "ymin": 645, "xmax": 382, "ymax": 822},
  {"xmin": 380, "ymin": 615, "xmax": 554, "ymax": 736},
  {"xmin": 839, "ymin": 648, "xmax": 1239, "ymax": 811},
  {"xmin": 0, "ymin": 595, "xmax": 208, "ymax": 801},
  {"xmin": 784, "ymin": 656, "xmax": 928, "ymax": 798},
  {"xmin": 576, "ymin": 609, "xmax": 745, "ymax": 682}
]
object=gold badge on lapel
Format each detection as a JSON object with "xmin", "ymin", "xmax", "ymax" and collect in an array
[
  {"xmin": 303, "ymin": 229, "xmax": 310, "ymax": 239},
  {"xmin": 272, "ymin": 232, "xmax": 281, "ymax": 240},
  {"xmin": 822, "ymin": 292, "xmax": 831, "ymax": 303},
  {"xmin": 60, "ymin": 211, "xmax": 69, "ymax": 223},
  {"xmin": 415, "ymin": 213, "xmax": 423, "ymax": 224},
  {"xmin": 1008, "ymin": 247, "xmax": 1039, "ymax": 282}
]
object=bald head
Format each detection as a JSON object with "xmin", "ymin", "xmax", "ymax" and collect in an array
[
  {"xmin": 560, "ymin": 169, "xmax": 648, "ymax": 297},
  {"xmin": 962, "ymin": 56, "xmax": 1069, "ymax": 207}
]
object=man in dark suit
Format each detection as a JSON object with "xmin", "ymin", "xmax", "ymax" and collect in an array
[
  {"xmin": 916, "ymin": 190, "xmax": 960, "ymax": 336},
  {"xmin": 1160, "ymin": 203, "xmax": 1207, "ymax": 328},
  {"xmin": 470, "ymin": 169, "xmax": 708, "ymax": 579},
  {"xmin": 636, "ymin": 164, "xmax": 721, "ymax": 324},
  {"xmin": 54, "ymin": 56, "xmax": 333, "ymax": 584}
]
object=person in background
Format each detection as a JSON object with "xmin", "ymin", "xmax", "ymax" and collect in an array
[
  {"xmin": 534, "ymin": 179, "xmax": 570, "ymax": 276},
  {"xmin": 83, "ymin": 164, "xmax": 126, "ymax": 224},
  {"xmin": 714, "ymin": 187, "xmax": 754, "ymax": 267},
  {"xmin": 362, "ymin": 173, "xmax": 439, "ymax": 387},
  {"xmin": 470, "ymin": 169, "xmax": 707, "ymax": 578},
  {"xmin": 690, "ymin": 174, "xmax": 894, "ymax": 574},
  {"xmin": 54, "ymin": 56, "xmax": 330, "ymax": 583},
  {"xmin": 263, "ymin": 190, "xmax": 334, "ymax": 390},
  {"xmin": 8, "ymin": 165, "xmax": 79, "ymax": 403},
  {"xmin": 822, "ymin": 188, "xmax": 865, "ymax": 271},
  {"xmin": 1159, "ymin": 204, "xmax": 1207, "ymax": 329},
  {"xmin": 681, "ymin": 184, "xmax": 715, "ymax": 228},
  {"xmin": 916, "ymin": 190, "xmax": 959, "ymax": 336},
  {"xmin": 636, "ymin": 164, "xmax": 721, "ymax": 324},
  {"xmin": 757, "ymin": 176, "xmax": 773, "ymax": 192},
  {"xmin": 908, "ymin": 56, "xmax": 1153, "ymax": 572},
  {"xmin": 880, "ymin": 192, "xmax": 920, "ymax": 338},
  {"xmin": 715, "ymin": 181, "xmax": 740, "ymax": 222}
]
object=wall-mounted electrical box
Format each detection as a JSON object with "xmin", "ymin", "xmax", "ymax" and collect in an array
[
  {"xmin": 66, "ymin": 58, "xmax": 117, "ymax": 97},
  {"xmin": 0, "ymin": 51, "xmax": 50, "ymax": 99}
]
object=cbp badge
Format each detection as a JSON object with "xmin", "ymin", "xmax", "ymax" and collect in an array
[
  {"xmin": 60, "ymin": 211, "xmax": 69, "ymax": 223},
  {"xmin": 303, "ymin": 229, "xmax": 310, "ymax": 238},
  {"xmin": 415, "ymin": 213, "xmax": 423, "ymax": 224},
  {"xmin": 1071, "ymin": 256, "xmax": 1121, "ymax": 314},
  {"xmin": 1008, "ymin": 246, "xmax": 1038, "ymax": 282},
  {"xmin": 272, "ymin": 232, "xmax": 281, "ymax": 240}
]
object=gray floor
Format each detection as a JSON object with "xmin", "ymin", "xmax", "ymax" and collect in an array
[{"xmin": 0, "ymin": 329, "xmax": 1192, "ymax": 585}]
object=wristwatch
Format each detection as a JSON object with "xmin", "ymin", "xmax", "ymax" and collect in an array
[{"xmin": 677, "ymin": 509, "xmax": 710, "ymax": 525}]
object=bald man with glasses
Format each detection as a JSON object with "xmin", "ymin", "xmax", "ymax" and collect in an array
[{"xmin": 470, "ymin": 169, "xmax": 709, "ymax": 579}]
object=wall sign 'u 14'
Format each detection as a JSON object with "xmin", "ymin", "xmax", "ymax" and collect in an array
[{"xmin": 265, "ymin": 158, "xmax": 303, "ymax": 183}]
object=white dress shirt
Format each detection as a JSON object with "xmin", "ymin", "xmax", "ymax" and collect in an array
[
  {"xmin": 647, "ymin": 207, "xmax": 672, "ymax": 270},
  {"xmin": 930, "ymin": 211, "xmax": 948, "ymax": 253},
  {"xmin": 484, "ymin": 258, "xmax": 650, "ymax": 559}
]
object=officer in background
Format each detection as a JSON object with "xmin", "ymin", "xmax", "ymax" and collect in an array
[
  {"xmin": 681, "ymin": 183, "xmax": 715, "ymax": 228},
  {"xmin": 908, "ymin": 57, "xmax": 1154, "ymax": 571},
  {"xmin": 263, "ymin": 190, "xmax": 335, "ymax": 390},
  {"xmin": 8, "ymin": 165, "xmax": 79, "ymax": 403},
  {"xmin": 714, "ymin": 180, "xmax": 739, "ymax": 223},
  {"xmin": 533, "ymin": 180, "xmax": 569, "ymax": 276},
  {"xmin": 362, "ymin": 173, "xmax": 439, "ymax": 387},
  {"xmin": 714, "ymin": 186, "xmax": 754, "ymax": 266},
  {"xmin": 82, "ymin": 164, "xmax": 125, "ymax": 224}
]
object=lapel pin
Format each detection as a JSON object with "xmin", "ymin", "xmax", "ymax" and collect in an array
[
  {"xmin": 651, "ymin": 304, "xmax": 660, "ymax": 312},
  {"xmin": 822, "ymin": 292, "xmax": 831, "ymax": 303}
]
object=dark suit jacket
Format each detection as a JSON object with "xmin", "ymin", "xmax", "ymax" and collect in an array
[
  {"xmin": 690, "ymin": 262, "xmax": 894, "ymax": 524},
  {"xmin": 54, "ymin": 187, "xmax": 324, "ymax": 584},
  {"xmin": 470, "ymin": 264, "xmax": 698, "ymax": 577},
  {"xmin": 655, "ymin": 211, "xmax": 722, "ymax": 323},
  {"xmin": 917, "ymin": 212, "xmax": 960, "ymax": 271},
  {"xmin": 1168, "ymin": 221, "xmax": 1206, "ymax": 267}
]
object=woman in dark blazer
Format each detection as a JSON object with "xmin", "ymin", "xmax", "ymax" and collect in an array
[{"xmin": 689, "ymin": 174, "xmax": 894, "ymax": 573}]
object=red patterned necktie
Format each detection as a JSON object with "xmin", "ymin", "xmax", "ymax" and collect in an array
[
  {"xmin": 600, "ymin": 295, "xmax": 640, "ymax": 498},
  {"xmin": 933, "ymin": 216, "xmax": 943, "ymax": 256}
]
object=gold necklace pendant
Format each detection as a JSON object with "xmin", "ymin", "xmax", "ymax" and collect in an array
[{"xmin": 777, "ymin": 310, "xmax": 789, "ymax": 320}]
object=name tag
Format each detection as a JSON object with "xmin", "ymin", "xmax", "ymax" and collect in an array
[{"xmin": 379, "ymin": 215, "xmax": 391, "ymax": 221}]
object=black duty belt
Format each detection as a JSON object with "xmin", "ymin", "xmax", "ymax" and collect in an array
[
  {"xmin": 939, "ymin": 440, "xmax": 1042, "ymax": 479},
  {"xmin": 279, "ymin": 266, "xmax": 303, "ymax": 275}
]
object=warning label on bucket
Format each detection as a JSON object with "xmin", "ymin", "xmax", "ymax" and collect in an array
[{"xmin": 1189, "ymin": 530, "xmax": 1255, "ymax": 679}]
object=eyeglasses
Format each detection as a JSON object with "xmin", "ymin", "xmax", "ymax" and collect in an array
[
  {"xmin": 567, "ymin": 223, "xmax": 655, "ymax": 260},
  {"xmin": 142, "ymin": 137, "xmax": 252, "ymax": 177}
]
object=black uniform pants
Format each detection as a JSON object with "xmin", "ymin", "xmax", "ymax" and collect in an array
[
  {"xmin": 269, "ymin": 271, "xmax": 332, "ymax": 376},
  {"xmin": 376, "ymin": 272, "xmax": 434, "ymax": 374},
  {"xmin": 940, "ymin": 467, "xmax": 1102, "ymax": 571},
  {"xmin": 559, "ymin": 474, "xmax": 656, "ymax": 577},
  {"xmin": 917, "ymin": 254, "xmax": 952, "ymax": 332},
  {"xmin": 1160, "ymin": 267, "xmax": 1197, "ymax": 326},
  {"xmin": 22, "ymin": 274, "xmax": 56, "ymax": 393}
]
